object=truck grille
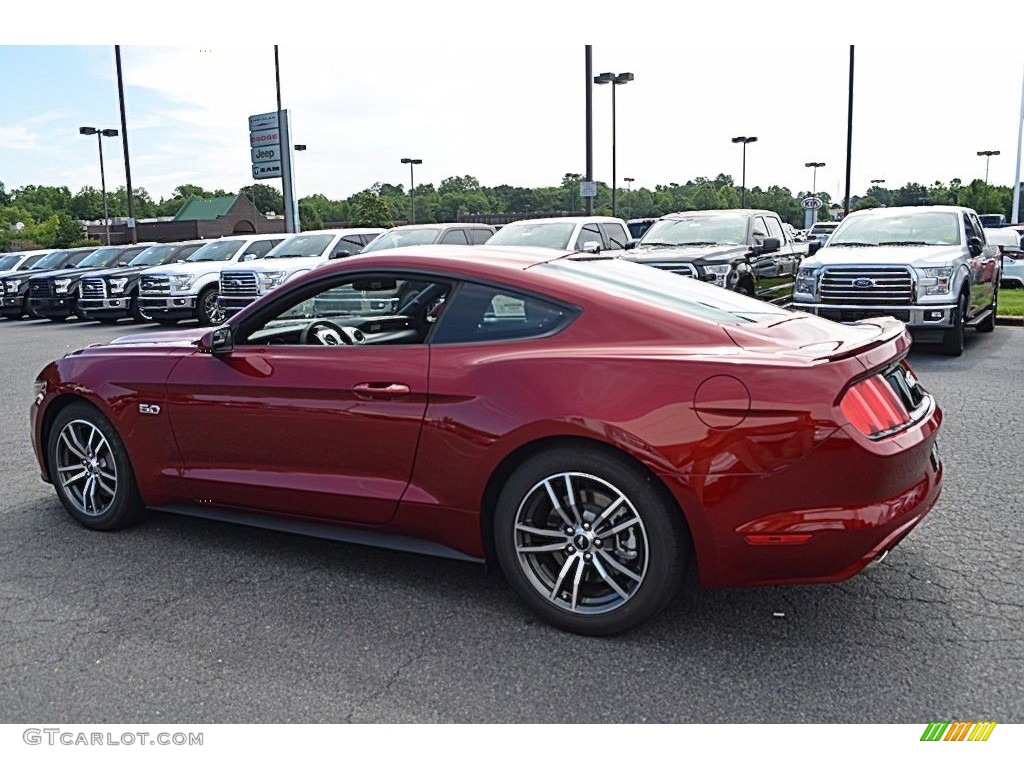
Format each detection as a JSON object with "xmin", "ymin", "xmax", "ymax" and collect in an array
[
  {"xmin": 820, "ymin": 267, "xmax": 914, "ymax": 305},
  {"xmin": 81, "ymin": 277, "xmax": 107, "ymax": 298},
  {"xmin": 220, "ymin": 271, "xmax": 258, "ymax": 296},
  {"xmin": 140, "ymin": 275, "xmax": 171, "ymax": 296},
  {"xmin": 647, "ymin": 263, "xmax": 697, "ymax": 278},
  {"xmin": 29, "ymin": 280, "xmax": 53, "ymax": 298}
]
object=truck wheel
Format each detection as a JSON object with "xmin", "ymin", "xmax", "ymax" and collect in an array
[
  {"xmin": 130, "ymin": 295, "xmax": 152, "ymax": 323},
  {"xmin": 939, "ymin": 292, "xmax": 967, "ymax": 356},
  {"xmin": 977, "ymin": 284, "xmax": 997, "ymax": 333},
  {"xmin": 197, "ymin": 286, "xmax": 224, "ymax": 326}
]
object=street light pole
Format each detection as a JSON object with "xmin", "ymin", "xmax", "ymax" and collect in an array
[
  {"xmin": 401, "ymin": 158, "xmax": 422, "ymax": 224},
  {"xmin": 731, "ymin": 136, "xmax": 758, "ymax": 207},
  {"xmin": 978, "ymin": 150, "xmax": 1000, "ymax": 213},
  {"xmin": 594, "ymin": 71, "xmax": 634, "ymax": 218},
  {"xmin": 79, "ymin": 126, "xmax": 119, "ymax": 245},
  {"xmin": 624, "ymin": 177, "xmax": 634, "ymax": 219}
]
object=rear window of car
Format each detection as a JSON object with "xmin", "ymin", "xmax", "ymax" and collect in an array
[
  {"xmin": 432, "ymin": 282, "xmax": 576, "ymax": 344},
  {"xmin": 537, "ymin": 258, "xmax": 791, "ymax": 325}
]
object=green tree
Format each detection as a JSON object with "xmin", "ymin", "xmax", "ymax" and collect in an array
[
  {"xmin": 71, "ymin": 186, "xmax": 105, "ymax": 220},
  {"xmin": 350, "ymin": 190, "xmax": 394, "ymax": 228},
  {"xmin": 239, "ymin": 184, "xmax": 283, "ymax": 216},
  {"xmin": 53, "ymin": 213, "xmax": 84, "ymax": 247},
  {"xmin": 0, "ymin": 181, "xmax": 9, "ymax": 206},
  {"xmin": 853, "ymin": 195, "xmax": 881, "ymax": 211},
  {"xmin": 298, "ymin": 200, "xmax": 324, "ymax": 231}
]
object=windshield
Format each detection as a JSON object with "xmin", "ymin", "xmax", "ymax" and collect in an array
[
  {"xmin": 77, "ymin": 247, "xmax": 126, "ymax": 268},
  {"xmin": 640, "ymin": 215, "xmax": 748, "ymax": 246},
  {"xmin": 263, "ymin": 234, "xmax": 335, "ymax": 259},
  {"xmin": 539, "ymin": 258, "xmax": 790, "ymax": 325},
  {"xmin": 487, "ymin": 222, "xmax": 576, "ymax": 250},
  {"xmin": 186, "ymin": 239, "xmax": 245, "ymax": 262},
  {"xmin": 130, "ymin": 245, "xmax": 182, "ymax": 266},
  {"xmin": 31, "ymin": 250, "xmax": 74, "ymax": 269},
  {"xmin": 361, "ymin": 228, "xmax": 439, "ymax": 252},
  {"xmin": 829, "ymin": 211, "xmax": 960, "ymax": 246},
  {"xmin": 0, "ymin": 255, "xmax": 22, "ymax": 270}
]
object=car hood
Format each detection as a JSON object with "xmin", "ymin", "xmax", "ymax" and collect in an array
[
  {"xmin": 106, "ymin": 328, "xmax": 204, "ymax": 347},
  {"xmin": 802, "ymin": 244, "xmax": 965, "ymax": 269},
  {"xmin": 79, "ymin": 264, "xmax": 170, "ymax": 279},
  {"xmin": 7, "ymin": 268, "xmax": 80, "ymax": 283},
  {"xmin": 141, "ymin": 261, "xmax": 236, "ymax": 277},
  {"xmin": 624, "ymin": 244, "xmax": 748, "ymax": 263},
  {"xmin": 227, "ymin": 255, "xmax": 326, "ymax": 273}
]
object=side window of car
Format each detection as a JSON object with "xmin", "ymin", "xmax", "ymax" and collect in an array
[
  {"xmin": 432, "ymin": 282, "xmax": 577, "ymax": 344},
  {"xmin": 765, "ymin": 216, "xmax": 786, "ymax": 243},
  {"xmin": 440, "ymin": 229, "xmax": 469, "ymax": 245},
  {"xmin": 751, "ymin": 217, "xmax": 769, "ymax": 244},
  {"xmin": 240, "ymin": 273, "xmax": 452, "ymax": 346},
  {"xmin": 575, "ymin": 224, "xmax": 602, "ymax": 250},
  {"xmin": 970, "ymin": 215, "xmax": 986, "ymax": 244},
  {"xmin": 963, "ymin": 214, "xmax": 978, "ymax": 242},
  {"xmin": 333, "ymin": 237, "xmax": 364, "ymax": 257},
  {"xmin": 176, "ymin": 245, "xmax": 203, "ymax": 260},
  {"xmin": 245, "ymin": 240, "xmax": 276, "ymax": 259},
  {"xmin": 469, "ymin": 228, "xmax": 492, "ymax": 245},
  {"xmin": 600, "ymin": 224, "xmax": 628, "ymax": 250}
]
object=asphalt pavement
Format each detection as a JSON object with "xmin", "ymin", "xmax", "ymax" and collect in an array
[{"xmin": 1, "ymin": 316, "xmax": 1021, "ymax": 723}]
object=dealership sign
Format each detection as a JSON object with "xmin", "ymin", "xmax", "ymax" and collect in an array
[
  {"xmin": 249, "ymin": 112, "xmax": 283, "ymax": 180},
  {"xmin": 248, "ymin": 111, "xmax": 279, "ymax": 132},
  {"xmin": 252, "ymin": 161, "xmax": 284, "ymax": 180},
  {"xmin": 251, "ymin": 145, "xmax": 281, "ymax": 164},
  {"xmin": 802, "ymin": 196, "xmax": 823, "ymax": 210}
]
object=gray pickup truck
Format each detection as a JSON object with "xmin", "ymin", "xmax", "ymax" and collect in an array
[
  {"xmin": 621, "ymin": 209, "xmax": 817, "ymax": 305},
  {"xmin": 792, "ymin": 205, "xmax": 1000, "ymax": 356}
]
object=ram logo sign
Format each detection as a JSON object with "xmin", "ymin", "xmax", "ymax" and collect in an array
[{"xmin": 920, "ymin": 721, "xmax": 996, "ymax": 742}]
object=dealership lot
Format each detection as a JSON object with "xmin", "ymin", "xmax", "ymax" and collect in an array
[{"xmin": 1, "ymin": 318, "xmax": 1021, "ymax": 723}]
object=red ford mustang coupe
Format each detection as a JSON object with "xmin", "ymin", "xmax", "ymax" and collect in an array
[{"xmin": 30, "ymin": 246, "xmax": 942, "ymax": 634}]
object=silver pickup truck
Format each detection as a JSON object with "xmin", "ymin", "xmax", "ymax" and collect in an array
[{"xmin": 792, "ymin": 205, "xmax": 1000, "ymax": 356}]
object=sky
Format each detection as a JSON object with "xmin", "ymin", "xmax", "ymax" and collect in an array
[{"xmin": 2, "ymin": 3, "xmax": 1022, "ymax": 209}]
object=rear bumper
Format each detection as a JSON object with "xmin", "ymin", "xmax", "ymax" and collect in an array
[
  {"xmin": 665, "ymin": 401, "xmax": 943, "ymax": 589},
  {"xmin": 792, "ymin": 301, "xmax": 956, "ymax": 329}
]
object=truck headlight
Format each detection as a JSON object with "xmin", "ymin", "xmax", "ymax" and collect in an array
[
  {"xmin": 918, "ymin": 266, "xmax": 954, "ymax": 295},
  {"xmin": 260, "ymin": 271, "xmax": 287, "ymax": 290},
  {"xmin": 172, "ymin": 275, "xmax": 193, "ymax": 292},
  {"xmin": 53, "ymin": 278, "xmax": 72, "ymax": 294},
  {"xmin": 5, "ymin": 280, "xmax": 20, "ymax": 293},
  {"xmin": 703, "ymin": 264, "xmax": 731, "ymax": 287},
  {"xmin": 108, "ymin": 277, "xmax": 129, "ymax": 294},
  {"xmin": 796, "ymin": 267, "xmax": 818, "ymax": 296}
]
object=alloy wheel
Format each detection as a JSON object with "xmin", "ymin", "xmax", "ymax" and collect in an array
[
  {"xmin": 55, "ymin": 419, "xmax": 118, "ymax": 517},
  {"xmin": 513, "ymin": 472, "xmax": 649, "ymax": 615}
]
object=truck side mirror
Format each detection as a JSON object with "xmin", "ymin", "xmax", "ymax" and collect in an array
[
  {"xmin": 808, "ymin": 241, "xmax": 822, "ymax": 256},
  {"xmin": 759, "ymin": 237, "xmax": 781, "ymax": 254},
  {"xmin": 581, "ymin": 240, "xmax": 602, "ymax": 254},
  {"xmin": 623, "ymin": 239, "xmax": 639, "ymax": 250},
  {"xmin": 968, "ymin": 237, "xmax": 983, "ymax": 257}
]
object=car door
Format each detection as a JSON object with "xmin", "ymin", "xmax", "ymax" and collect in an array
[
  {"xmin": 963, "ymin": 212, "xmax": 992, "ymax": 314},
  {"xmin": 759, "ymin": 215, "xmax": 798, "ymax": 304},
  {"xmin": 163, "ymin": 271, "xmax": 446, "ymax": 525}
]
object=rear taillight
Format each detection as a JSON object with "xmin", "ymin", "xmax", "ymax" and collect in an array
[{"xmin": 840, "ymin": 375, "xmax": 911, "ymax": 437}]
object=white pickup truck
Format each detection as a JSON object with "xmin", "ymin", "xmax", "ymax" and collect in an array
[
  {"xmin": 792, "ymin": 205, "xmax": 1001, "ymax": 355},
  {"xmin": 137, "ymin": 234, "xmax": 284, "ymax": 326},
  {"xmin": 217, "ymin": 228, "xmax": 384, "ymax": 318}
]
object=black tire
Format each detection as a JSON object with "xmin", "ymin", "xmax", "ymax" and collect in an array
[
  {"xmin": 46, "ymin": 401, "xmax": 146, "ymax": 531},
  {"xmin": 939, "ymin": 292, "xmax": 967, "ymax": 356},
  {"xmin": 977, "ymin": 283, "xmax": 997, "ymax": 333},
  {"xmin": 197, "ymin": 285, "xmax": 224, "ymax": 326},
  {"xmin": 494, "ymin": 446, "xmax": 690, "ymax": 636},
  {"xmin": 129, "ymin": 294, "xmax": 152, "ymax": 323}
]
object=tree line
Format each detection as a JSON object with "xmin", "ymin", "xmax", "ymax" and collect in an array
[{"xmin": 1, "ymin": 174, "xmax": 1019, "ymax": 251}]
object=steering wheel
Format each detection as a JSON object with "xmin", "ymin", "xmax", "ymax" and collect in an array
[{"xmin": 299, "ymin": 319, "xmax": 350, "ymax": 346}]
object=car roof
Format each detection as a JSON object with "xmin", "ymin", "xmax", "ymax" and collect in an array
[
  {"xmin": 502, "ymin": 216, "xmax": 627, "ymax": 226},
  {"xmin": 844, "ymin": 205, "xmax": 972, "ymax": 217},
  {"xmin": 660, "ymin": 209, "xmax": 777, "ymax": 219},
  {"xmin": 284, "ymin": 228, "xmax": 385, "ymax": 236},
  {"xmin": 384, "ymin": 223, "xmax": 495, "ymax": 231}
]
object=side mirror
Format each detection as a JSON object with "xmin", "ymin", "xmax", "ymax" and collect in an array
[
  {"xmin": 329, "ymin": 249, "xmax": 352, "ymax": 260},
  {"xmin": 197, "ymin": 326, "xmax": 233, "ymax": 356},
  {"xmin": 623, "ymin": 239, "xmax": 639, "ymax": 250},
  {"xmin": 581, "ymin": 240, "xmax": 602, "ymax": 254},
  {"xmin": 968, "ymin": 237, "xmax": 983, "ymax": 257},
  {"xmin": 808, "ymin": 240, "xmax": 822, "ymax": 256},
  {"xmin": 758, "ymin": 237, "xmax": 781, "ymax": 254},
  {"xmin": 119, "ymin": 261, "xmax": 131, "ymax": 267},
  {"xmin": 241, "ymin": 253, "xmax": 258, "ymax": 262}
]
